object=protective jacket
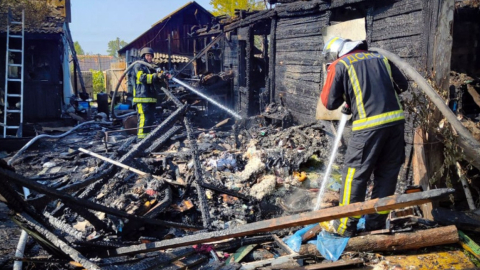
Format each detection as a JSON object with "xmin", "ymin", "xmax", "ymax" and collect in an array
[
  {"xmin": 321, "ymin": 50, "xmax": 407, "ymax": 132},
  {"xmin": 133, "ymin": 62, "xmax": 157, "ymax": 103}
]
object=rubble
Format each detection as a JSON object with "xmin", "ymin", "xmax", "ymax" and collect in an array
[{"xmin": 2, "ymin": 0, "xmax": 480, "ymax": 269}]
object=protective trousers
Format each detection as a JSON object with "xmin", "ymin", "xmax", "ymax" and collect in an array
[
  {"xmin": 136, "ymin": 103, "xmax": 155, "ymax": 139},
  {"xmin": 332, "ymin": 123, "xmax": 405, "ymax": 236}
]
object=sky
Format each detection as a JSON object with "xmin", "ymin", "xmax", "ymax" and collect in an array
[{"xmin": 69, "ymin": 0, "xmax": 214, "ymax": 55}]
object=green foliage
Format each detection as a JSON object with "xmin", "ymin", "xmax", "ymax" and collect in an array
[
  {"xmin": 90, "ymin": 69, "xmax": 105, "ymax": 99},
  {"xmin": 209, "ymin": 0, "xmax": 265, "ymax": 17},
  {"xmin": 74, "ymin": 41, "xmax": 84, "ymax": 55},
  {"xmin": 107, "ymin": 38, "xmax": 128, "ymax": 57}
]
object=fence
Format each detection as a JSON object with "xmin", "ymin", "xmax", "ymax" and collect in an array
[{"xmin": 71, "ymin": 59, "xmax": 127, "ymax": 100}]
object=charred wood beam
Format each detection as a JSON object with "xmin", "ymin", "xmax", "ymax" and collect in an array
[
  {"xmin": 275, "ymin": 0, "xmax": 330, "ymax": 18},
  {"xmin": 145, "ymin": 126, "xmax": 183, "ymax": 153},
  {"xmin": 213, "ymin": 235, "xmax": 273, "ymax": 251},
  {"xmin": 299, "ymin": 225, "xmax": 459, "ymax": 255},
  {"xmin": 13, "ymin": 212, "xmax": 101, "ymax": 270},
  {"xmin": 43, "ymin": 212, "xmax": 83, "ymax": 241},
  {"xmin": 0, "ymin": 168, "xmax": 203, "ymax": 231},
  {"xmin": 79, "ymin": 105, "xmax": 189, "ymax": 200},
  {"xmin": 117, "ymin": 104, "xmax": 189, "ymax": 166},
  {"xmin": 173, "ymin": 34, "xmax": 225, "ymax": 79},
  {"xmin": 162, "ymin": 253, "xmax": 207, "ymax": 270},
  {"xmin": 160, "ymin": 86, "xmax": 212, "ymax": 229},
  {"xmin": 106, "ymin": 188, "xmax": 454, "ymax": 256},
  {"xmin": 224, "ymin": 10, "xmax": 276, "ymax": 32},
  {"xmin": 64, "ymin": 201, "xmax": 111, "ymax": 232},
  {"xmin": 184, "ymin": 118, "xmax": 212, "ymax": 229},
  {"xmin": 432, "ymin": 207, "xmax": 480, "ymax": 232},
  {"xmin": 293, "ymin": 258, "xmax": 364, "ymax": 270},
  {"xmin": 268, "ymin": 16, "xmax": 277, "ymax": 103},
  {"xmin": 245, "ymin": 26, "xmax": 255, "ymax": 116},
  {"xmin": 0, "ymin": 176, "xmax": 48, "ymax": 227},
  {"xmin": 58, "ymin": 136, "xmax": 136, "ymax": 194},
  {"xmin": 100, "ymin": 247, "xmax": 195, "ymax": 270}
]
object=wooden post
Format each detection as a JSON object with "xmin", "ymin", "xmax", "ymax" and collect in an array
[
  {"xmin": 412, "ymin": 128, "xmax": 434, "ymax": 220},
  {"xmin": 268, "ymin": 16, "xmax": 277, "ymax": 104},
  {"xmin": 168, "ymin": 33, "xmax": 172, "ymax": 71},
  {"xmin": 299, "ymin": 225, "xmax": 459, "ymax": 255}
]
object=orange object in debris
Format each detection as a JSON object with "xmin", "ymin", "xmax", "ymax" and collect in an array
[
  {"xmin": 294, "ymin": 171, "xmax": 307, "ymax": 182},
  {"xmin": 172, "ymin": 199, "xmax": 194, "ymax": 212},
  {"xmin": 221, "ymin": 194, "xmax": 239, "ymax": 204}
]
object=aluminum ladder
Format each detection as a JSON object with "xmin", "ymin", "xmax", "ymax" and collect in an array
[{"xmin": 2, "ymin": 9, "xmax": 24, "ymax": 138}]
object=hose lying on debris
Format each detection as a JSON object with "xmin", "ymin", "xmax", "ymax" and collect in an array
[
  {"xmin": 7, "ymin": 120, "xmax": 112, "ymax": 166},
  {"xmin": 110, "ymin": 60, "xmax": 153, "ymax": 120},
  {"xmin": 371, "ymin": 47, "xmax": 480, "ymax": 170}
]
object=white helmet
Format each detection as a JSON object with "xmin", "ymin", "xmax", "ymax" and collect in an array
[{"xmin": 323, "ymin": 37, "xmax": 363, "ymax": 59}]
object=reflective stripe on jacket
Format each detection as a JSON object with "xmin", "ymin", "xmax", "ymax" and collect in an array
[
  {"xmin": 321, "ymin": 50, "xmax": 405, "ymax": 132},
  {"xmin": 133, "ymin": 62, "xmax": 157, "ymax": 103}
]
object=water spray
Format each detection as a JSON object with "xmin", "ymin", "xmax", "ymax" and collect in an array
[
  {"xmin": 313, "ymin": 104, "xmax": 351, "ymax": 211},
  {"xmin": 172, "ymin": 77, "xmax": 242, "ymax": 120}
]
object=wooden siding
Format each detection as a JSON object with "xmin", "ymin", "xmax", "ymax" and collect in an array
[
  {"xmin": 0, "ymin": 37, "xmax": 63, "ymax": 122},
  {"xmin": 271, "ymin": 0, "xmax": 429, "ymax": 124},
  {"xmin": 274, "ymin": 13, "xmax": 328, "ymax": 123}
]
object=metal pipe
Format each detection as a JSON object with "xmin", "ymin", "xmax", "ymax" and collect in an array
[{"xmin": 172, "ymin": 78, "xmax": 242, "ymax": 120}]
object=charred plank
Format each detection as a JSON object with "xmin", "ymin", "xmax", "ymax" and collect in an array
[{"xmin": 107, "ymin": 189, "xmax": 454, "ymax": 256}]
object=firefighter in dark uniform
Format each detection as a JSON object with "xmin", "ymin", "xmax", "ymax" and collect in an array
[
  {"xmin": 133, "ymin": 47, "xmax": 163, "ymax": 140},
  {"xmin": 320, "ymin": 37, "xmax": 408, "ymax": 236}
]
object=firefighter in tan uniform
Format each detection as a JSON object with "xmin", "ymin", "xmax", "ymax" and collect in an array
[{"xmin": 320, "ymin": 37, "xmax": 408, "ymax": 236}]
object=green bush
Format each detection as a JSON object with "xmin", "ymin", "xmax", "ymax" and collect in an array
[{"xmin": 90, "ymin": 69, "xmax": 105, "ymax": 100}]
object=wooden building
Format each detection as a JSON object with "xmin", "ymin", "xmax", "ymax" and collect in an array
[
  {"xmin": 191, "ymin": 0, "xmax": 464, "ymax": 123},
  {"xmin": 118, "ymin": 1, "xmax": 214, "ymax": 65},
  {"xmin": 0, "ymin": 0, "xmax": 73, "ymax": 128},
  {"xmin": 118, "ymin": 1, "xmax": 214, "ymax": 94}
]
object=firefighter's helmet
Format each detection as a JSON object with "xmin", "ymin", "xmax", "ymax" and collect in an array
[
  {"xmin": 140, "ymin": 47, "xmax": 154, "ymax": 58},
  {"xmin": 323, "ymin": 37, "xmax": 363, "ymax": 59}
]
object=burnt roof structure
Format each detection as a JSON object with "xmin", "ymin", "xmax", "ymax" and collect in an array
[{"xmin": 118, "ymin": 1, "xmax": 214, "ymax": 57}]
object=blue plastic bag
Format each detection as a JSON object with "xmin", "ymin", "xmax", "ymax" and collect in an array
[
  {"xmin": 284, "ymin": 224, "xmax": 317, "ymax": 253},
  {"xmin": 311, "ymin": 217, "xmax": 365, "ymax": 261},
  {"xmin": 312, "ymin": 230, "xmax": 349, "ymax": 261}
]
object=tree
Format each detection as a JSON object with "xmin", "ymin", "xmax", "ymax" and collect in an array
[
  {"xmin": 209, "ymin": 0, "xmax": 265, "ymax": 17},
  {"xmin": 107, "ymin": 38, "xmax": 128, "ymax": 58},
  {"xmin": 74, "ymin": 41, "xmax": 84, "ymax": 55},
  {"xmin": 90, "ymin": 69, "xmax": 105, "ymax": 99}
]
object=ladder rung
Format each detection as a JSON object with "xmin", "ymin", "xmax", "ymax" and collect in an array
[
  {"xmin": 6, "ymin": 109, "xmax": 21, "ymax": 113},
  {"xmin": 8, "ymin": 49, "xmax": 22, "ymax": 53},
  {"xmin": 8, "ymin": 63, "xmax": 22, "ymax": 67},
  {"xmin": 11, "ymin": 21, "xmax": 22, "ymax": 25},
  {"xmin": 5, "ymin": 126, "xmax": 20, "ymax": 129},
  {"xmin": 7, "ymin": 94, "xmax": 22, "ymax": 97},
  {"xmin": 9, "ymin": 35, "xmax": 22, "ymax": 38},
  {"xmin": 7, "ymin": 78, "xmax": 22, "ymax": 82}
]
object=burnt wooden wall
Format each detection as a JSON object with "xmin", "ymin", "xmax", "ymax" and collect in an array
[
  {"xmin": 0, "ymin": 36, "xmax": 63, "ymax": 122},
  {"xmin": 274, "ymin": 12, "xmax": 329, "ymax": 123},
  {"xmin": 270, "ymin": 0, "xmax": 439, "ymax": 124},
  {"xmin": 223, "ymin": 34, "xmax": 240, "ymax": 111}
]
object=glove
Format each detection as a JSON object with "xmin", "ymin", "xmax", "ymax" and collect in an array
[
  {"xmin": 319, "ymin": 220, "xmax": 338, "ymax": 234},
  {"xmin": 341, "ymin": 104, "xmax": 351, "ymax": 115},
  {"xmin": 157, "ymin": 71, "xmax": 165, "ymax": 80}
]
